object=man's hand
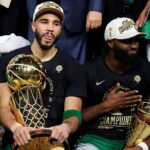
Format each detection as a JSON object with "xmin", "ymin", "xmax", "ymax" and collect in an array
[
  {"xmin": 48, "ymin": 123, "xmax": 70, "ymax": 144},
  {"xmin": 86, "ymin": 11, "xmax": 102, "ymax": 32},
  {"xmin": 136, "ymin": 11, "xmax": 148, "ymax": 28},
  {"xmin": 104, "ymin": 83, "xmax": 142, "ymax": 111},
  {"xmin": 12, "ymin": 124, "xmax": 35, "ymax": 146},
  {"xmin": 136, "ymin": 0, "xmax": 150, "ymax": 28}
]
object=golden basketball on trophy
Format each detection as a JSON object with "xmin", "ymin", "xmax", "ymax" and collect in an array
[
  {"xmin": 126, "ymin": 101, "xmax": 150, "ymax": 148},
  {"xmin": 6, "ymin": 54, "xmax": 46, "ymax": 91}
]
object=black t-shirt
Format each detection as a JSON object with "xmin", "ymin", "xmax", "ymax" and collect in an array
[
  {"xmin": 82, "ymin": 55, "xmax": 150, "ymax": 140},
  {"xmin": 0, "ymin": 46, "xmax": 87, "ymax": 145}
]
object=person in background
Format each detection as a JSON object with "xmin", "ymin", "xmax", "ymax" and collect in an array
[
  {"xmin": 0, "ymin": 1, "xmax": 86, "ymax": 149},
  {"xmin": 0, "ymin": 0, "xmax": 28, "ymax": 38},
  {"xmin": 136, "ymin": 0, "xmax": 150, "ymax": 28},
  {"xmin": 75, "ymin": 17, "xmax": 150, "ymax": 150},
  {"xmin": 136, "ymin": 0, "xmax": 150, "ymax": 62},
  {"xmin": 56, "ymin": 0, "xmax": 104, "ymax": 64}
]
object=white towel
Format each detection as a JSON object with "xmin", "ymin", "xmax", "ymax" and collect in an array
[
  {"xmin": 0, "ymin": 0, "xmax": 12, "ymax": 8},
  {"xmin": 0, "ymin": 33, "xmax": 30, "ymax": 54}
]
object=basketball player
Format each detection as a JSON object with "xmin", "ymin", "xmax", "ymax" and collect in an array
[
  {"xmin": 0, "ymin": 1, "xmax": 86, "ymax": 149},
  {"xmin": 75, "ymin": 17, "xmax": 150, "ymax": 150}
]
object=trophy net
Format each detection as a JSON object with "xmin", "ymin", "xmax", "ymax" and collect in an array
[{"xmin": 11, "ymin": 85, "xmax": 46, "ymax": 127}]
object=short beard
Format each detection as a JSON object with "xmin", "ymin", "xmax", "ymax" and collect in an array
[
  {"xmin": 114, "ymin": 49, "xmax": 138, "ymax": 65},
  {"xmin": 35, "ymin": 30, "xmax": 59, "ymax": 51}
]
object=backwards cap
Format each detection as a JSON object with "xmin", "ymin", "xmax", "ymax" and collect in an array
[
  {"xmin": 104, "ymin": 17, "xmax": 146, "ymax": 41},
  {"xmin": 33, "ymin": 1, "xmax": 64, "ymax": 21}
]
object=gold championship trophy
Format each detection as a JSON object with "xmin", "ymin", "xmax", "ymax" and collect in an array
[
  {"xmin": 126, "ymin": 101, "xmax": 150, "ymax": 148},
  {"xmin": 6, "ymin": 54, "xmax": 69, "ymax": 150}
]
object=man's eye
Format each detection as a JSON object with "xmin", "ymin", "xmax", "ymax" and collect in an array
[
  {"xmin": 54, "ymin": 21, "xmax": 61, "ymax": 26},
  {"xmin": 119, "ymin": 39, "xmax": 138, "ymax": 44},
  {"xmin": 42, "ymin": 21, "xmax": 47, "ymax": 24},
  {"xmin": 54, "ymin": 23, "xmax": 60, "ymax": 26},
  {"xmin": 40, "ymin": 20, "xmax": 47, "ymax": 24},
  {"xmin": 119, "ymin": 40, "xmax": 130, "ymax": 44},
  {"xmin": 123, "ymin": 40, "xmax": 130, "ymax": 44}
]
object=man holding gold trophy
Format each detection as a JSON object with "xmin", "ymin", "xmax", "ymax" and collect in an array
[
  {"xmin": 0, "ymin": 1, "xmax": 87, "ymax": 150},
  {"xmin": 75, "ymin": 17, "xmax": 150, "ymax": 150}
]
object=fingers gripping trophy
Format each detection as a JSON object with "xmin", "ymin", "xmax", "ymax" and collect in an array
[{"xmin": 6, "ymin": 54, "xmax": 68, "ymax": 150}]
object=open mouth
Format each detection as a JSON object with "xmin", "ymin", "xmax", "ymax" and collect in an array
[{"xmin": 43, "ymin": 32, "xmax": 54, "ymax": 42}]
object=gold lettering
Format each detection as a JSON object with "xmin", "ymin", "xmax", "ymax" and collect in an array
[
  {"xmin": 119, "ymin": 19, "xmax": 135, "ymax": 34},
  {"xmin": 98, "ymin": 116, "xmax": 133, "ymax": 128}
]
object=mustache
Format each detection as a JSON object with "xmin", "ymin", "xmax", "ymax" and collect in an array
[
  {"xmin": 43, "ymin": 31, "xmax": 55, "ymax": 37},
  {"xmin": 46, "ymin": 31, "xmax": 51, "ymax": 35}
]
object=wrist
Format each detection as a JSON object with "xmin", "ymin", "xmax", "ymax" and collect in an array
[
  {"xmin": 63, "ymin": 110, "xmax": 82, "ymax": 127},
  {"xmin": 101, "ymin": 101, "xmax": 112, "ymax": 113},
  {"xmin": 137, "ymin": 142, "xmax": 149, "ymax": 150},
  {"xmin": 62, "ymin": 123, "xmax": 71, "ymax": 134},
  {"xmin": 10, "ymin": 122, "xmax": 22, "ymax": 132}
]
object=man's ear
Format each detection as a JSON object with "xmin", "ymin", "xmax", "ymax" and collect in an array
[
  {"xmin": 107, "ymin": 40, "xmax": 114, "ymax": 48},
  {"xmin": 31, "ymin": 22, "xmax": 36, "ymax": 32}
]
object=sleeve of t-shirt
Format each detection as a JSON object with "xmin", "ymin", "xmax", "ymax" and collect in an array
[
  {"xmin": 143, "ymin": 61, "xmax": 150, "ymax": 99},
  {"xmin": 65, "ymin": 62, "xmax": 87, "ymax": 99},
  {"xmin": 82, "ymin": 62, "xmax": 95, "ymax": 108},
  {"xmin": 0, "ymin": 54, "xmax": 10, "ymax": 83}
]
